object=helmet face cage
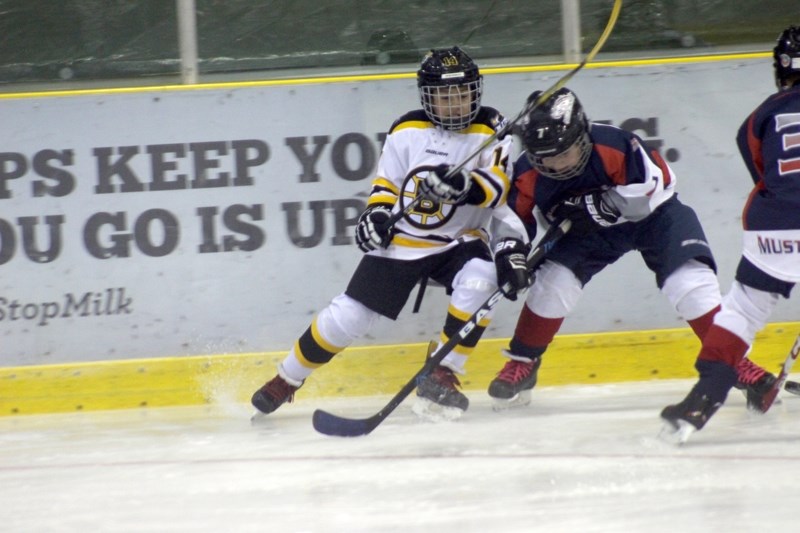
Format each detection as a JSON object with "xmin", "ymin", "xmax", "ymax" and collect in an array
[
  {"xmin": 520, "ymin": 88, "xmax": 592, "ymax": 180},
  {"xmin": 417, "ymin": 47, "xmax": 483, "ymax": 130},
  {"xmin": 774, "ymin": 26, "xmax": 800, "ymax": 90},
  {"xmin": 527, "ymin": 132, "xmax": 592, "ymax": 180}
]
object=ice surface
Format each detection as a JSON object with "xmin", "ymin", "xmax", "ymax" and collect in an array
[{"xmin": 2, "ymin": 378, "xmax": 799, "ymax": 533}]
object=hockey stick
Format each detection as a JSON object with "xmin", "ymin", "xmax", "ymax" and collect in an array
[
  {"xmin": 759, "ymin": 332, "xmax": 800, "ymax": 411},
  {"xmin": 784, "ymin": 379, "xmax": 800, "ymax": 396},
  {"xmin": 312, "ymin": 218, "xmax": 572, "ymax": 437},
  {"xmin": 379, "ymin": 0, "xmax": 623, "ymax": 230}
]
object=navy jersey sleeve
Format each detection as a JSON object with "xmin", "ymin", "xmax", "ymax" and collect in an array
[
  {"xmin": 737, "ymin": 88, "xmax": 800, "ymax": 230},
  {"xmin": 508, "ymin": 154, "xmax": 538, "ymax": 240}
]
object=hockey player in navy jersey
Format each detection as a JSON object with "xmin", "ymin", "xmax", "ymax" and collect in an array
[
  {"xmin": 662, "ymin": 26, "xmax": 800, "ymax": 441},
  {"xmin": 251, "ymin": 47, "xmax": 529, "ymax": 420},
  {"xmin": 487, "ymin": 86, "xmax": 780, "ymax": 412}
]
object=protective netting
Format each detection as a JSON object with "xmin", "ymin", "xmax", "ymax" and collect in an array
[{"xmin": 0, "ymin": 0, "xmax": 789, "ymax": 85}]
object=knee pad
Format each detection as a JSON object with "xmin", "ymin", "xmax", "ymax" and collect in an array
[
  {"xmin": 450, "ymin": 258, "xmax": 498, "ymax": 315},
  {"xmin": 525, "ymin": 261, "xmax": 583, "ymax": 318},
  {"xmin": 661, "ymin": 259, "xmax": 721, "ymax": 320},
  {"xmin": 316, "ymin": 293, "xmax": 380, "ymax": 347}
]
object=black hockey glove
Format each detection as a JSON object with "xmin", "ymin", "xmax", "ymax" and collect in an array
[
  {"xmin": 355, "ymin": 205, "xmax": 394, "ymax": 253},
  {"xmin": 549, "ymin": 191, "xmax": 620, "ymax": 235},
  {"xmin": 419, "ymin": 164, "xmax": 471, "ymax": 205},
  {"xmin": 494, "ymin": 238, "xmax": 531, "ymax": 301}
]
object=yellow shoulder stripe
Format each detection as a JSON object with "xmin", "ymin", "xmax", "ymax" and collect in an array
[{"xmin": 393, "ymin": 120, "xmax": 434, "ymax": 133}]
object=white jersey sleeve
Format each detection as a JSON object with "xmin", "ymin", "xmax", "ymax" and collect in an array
[
  {"xmin": 489, "ymin": 203, "xmax": 530, "ymax": 249},
  {"xmin": 603, "ymin": 134, "xmax": 676, "ymax": 222},
  {"xmin": 363, "ymin": 108, "xmax": 519, "ymax": 260}
]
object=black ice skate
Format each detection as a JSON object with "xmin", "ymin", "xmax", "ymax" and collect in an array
[
  {"xmin": 412, "ymin": 365, "xmax": 469, "ymax": 422},
  {"xmin": 734, "ymin": 358, "xmax": 778, "ymax": 413},
  {"xmin": 488, "ymin": 355, "xmax": 541, "ymax": 411},
  {"xmin": 660, "ymin": 389, "xmax": 722, "ymax": 444},
  {"xmin": 251, "ymin": 368, "xmax": 304, "ymax": 421}
]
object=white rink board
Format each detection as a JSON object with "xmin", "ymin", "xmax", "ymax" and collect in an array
[{"xmin": 2, "ymin": 57, "xmax": 798, "ymax": 365}]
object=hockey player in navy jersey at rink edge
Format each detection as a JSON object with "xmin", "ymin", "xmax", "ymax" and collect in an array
[
  {"xmin": 487, "ymin": 86, "xmax": 785, "ymax": 413},
  {"xmin": 662, "ymin": 25, "xmax": 800, "ymax": 441},
  {"xmin": 251, "ymin": 46, "xmax": 530, "ymax": 420}
]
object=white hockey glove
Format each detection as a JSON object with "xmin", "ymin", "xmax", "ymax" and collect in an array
[
  {"xmin": 549, "ymin": 191, "xmax": 620, "ymax": 235},
  {"xmin": 494, "ymin": 238, "xmax": 531, "ymax": 301},
  {"xmin": 355, "ymin": 205, "xmax": 394, "ymax": 252},
  {"xmin": 419, "ymin": 164, "xmax": 471, "ymax": 205}
]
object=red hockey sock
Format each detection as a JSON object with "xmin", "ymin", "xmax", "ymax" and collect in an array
[
  {"xmin": 512, "ymin": 305, "xmax": 564, "ymax": 348},
  {"xmin": 697, "ymin": 324, "xmax": 749, "ymax": 367},
  {"xmin": 687, "ymin": 304, "xmax": 720, "ymax": 341}
]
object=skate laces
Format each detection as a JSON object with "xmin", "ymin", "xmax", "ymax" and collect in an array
[
  {"xmin": 432, "ymin": 366, "xmax": 462, "ymax": 389},
  {"xmin": 497, "ymin": 359, "xmax": 535, "ymax": 383},
  {"xmin": 736, "ymin": 358, "xmax": 766, "ymax": 386},
  {"xmin": 263, "ymin": 376, "xmax": 298, "ymax": 403}
]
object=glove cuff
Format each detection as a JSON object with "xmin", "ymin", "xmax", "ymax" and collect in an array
[{"xmin": 494, "ymin": 237, "xmax": 526, "ymax": 256}]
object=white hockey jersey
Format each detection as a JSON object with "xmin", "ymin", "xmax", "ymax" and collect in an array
[{"xmin": 365, "ymin": 107, "xmax": 525, "ymax": 261}]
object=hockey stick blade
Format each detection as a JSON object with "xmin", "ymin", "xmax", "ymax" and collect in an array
[
  {"xmin": 378, "ymin": 0, "xmax": 623, "ymax": 233},
  {"xmin": 311, "ymin": 219, "xmax": 571, "ymax": 437},
  {"xmin": 759, "ymin": 333, "xmax": 800, "ymax": 411},
  {"xmin": 785, "ymin": 379, "xmax": 800, "ymax": 396},
  {"xmin": 312, "ymin": 409, "xmax": 384, "ymax": 437},
  {"xmin": 312, "ymin": 378, "xmax": 418, "ymax": 437}
]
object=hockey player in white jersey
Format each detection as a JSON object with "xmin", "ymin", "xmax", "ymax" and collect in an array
[{"xmin": 252, "ymin": 46, "xmax": 529, "ymax": 420}]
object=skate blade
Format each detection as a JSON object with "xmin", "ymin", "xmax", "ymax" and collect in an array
[
  {"xmin": 250, "ymin": 410, "xmax": 270, "ymax": 425},
  {"xmin": 491, "ymin": 390, "xmax": 532, "ymax": 412},
  {"xmin": 411, "ymin": 397, "xmax": 464, "ymax": 423},
  {"xmin": 658, "ymin": 420, "xmax": 696, "ymax": 445}
]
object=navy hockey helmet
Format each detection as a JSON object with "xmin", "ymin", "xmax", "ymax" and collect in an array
[
  {"xmin": 517, "ymin": 87, "xmax": 592, "ymax": 180},
  {"xmin": 417, "ymin": 46, "xmax": 483, "ymax": 131},
  {"xmin": 774, "ymin": 25, "xmax": 800, "ymax": 90}
]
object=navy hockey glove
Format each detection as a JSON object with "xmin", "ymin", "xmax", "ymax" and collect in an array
[
  {"xmin": 549, "ymin": 191, "xmax": 620, "ymax": 235},
  {"xmin": 494, "ymin": 238, "xmax": 531, "ymax": 301},
  {"xmin": 355, "ymin": 205, "xmax": 394, "ymax": 252},
  {"xmin": 419, "ymin": 164, "xmax": 471, "ymax": 205}
]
